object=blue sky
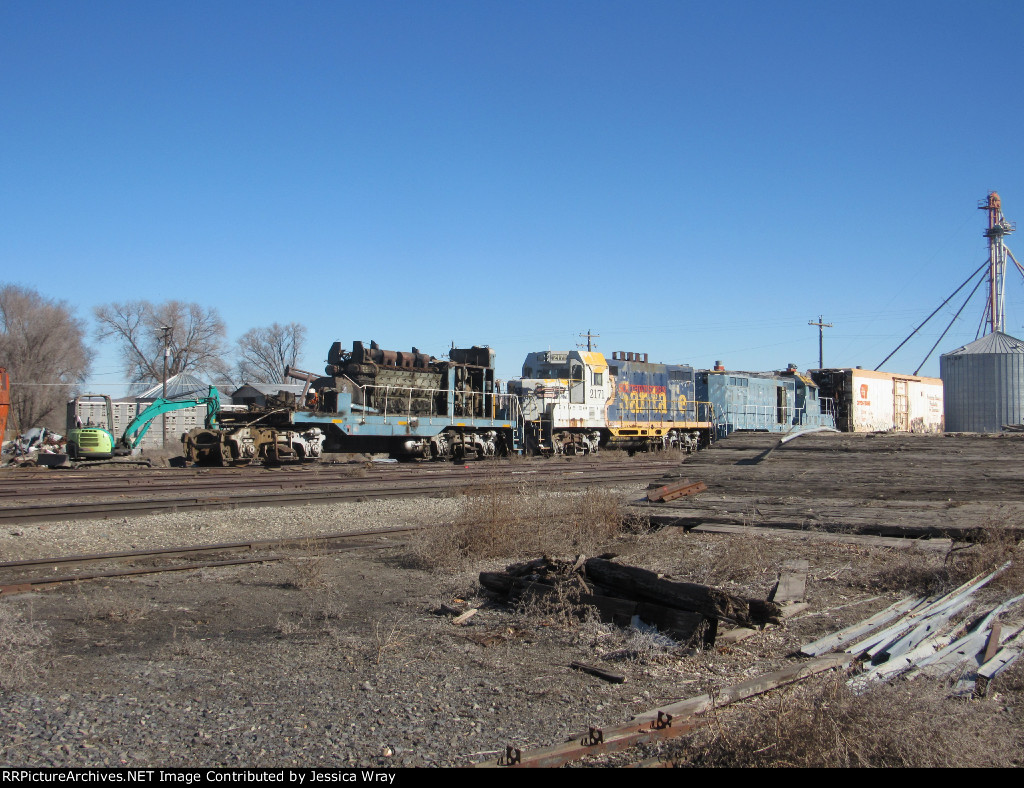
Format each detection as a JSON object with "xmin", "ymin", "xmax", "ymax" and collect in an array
[{"xmin": 3, "ymin": 0, "xmax": 1024, "ymax": 390}]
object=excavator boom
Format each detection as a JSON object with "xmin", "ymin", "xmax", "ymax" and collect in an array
[{"xmin": 117, "ymin": 387, "xmax": 220, "ymax": 452}]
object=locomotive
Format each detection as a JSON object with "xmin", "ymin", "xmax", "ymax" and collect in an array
[
  {"xmin": 508, "ymin": 351, "xmax": 836, "ymax": 455},
  {"xmin": 508, "ymin": 349, "xmax": 714, "ymax": 455},
  {"xmin": 698, "ymin": 363, "xmax": 836, "ymax": 439},
  {"xmin": 183, "ymin": 340, "xmax": 519, "ymax": 465}
]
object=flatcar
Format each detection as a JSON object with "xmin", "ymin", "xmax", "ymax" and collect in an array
[{"xmin": 184, "ymin": 340, "xmax": 520, "ymax": 464}]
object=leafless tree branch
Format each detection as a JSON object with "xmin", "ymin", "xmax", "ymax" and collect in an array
[
  {"xmin": 0, "ymin": 284, "xmax": 90, "ymax": 433},
  {"xmin": 236, "ymin": 322, "xmax": 307, "ymax": 383},
  {"xmin": 93, "ymin": 300, "xmax": 229, "ymax": 386}
]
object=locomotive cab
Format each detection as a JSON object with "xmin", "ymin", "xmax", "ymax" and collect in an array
[{"xmin": 509, "ymin": 350, "xmax": 608, "ymax": 455}]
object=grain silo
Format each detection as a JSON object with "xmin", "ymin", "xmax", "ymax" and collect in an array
[{"xmin": 940, "ymin": 331, "xmax": 1024, "ymax": 432}]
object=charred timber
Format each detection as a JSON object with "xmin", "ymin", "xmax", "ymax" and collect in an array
[{"xmin": 583, "ymin": 558, "xmax": 781, "ymax": 627}]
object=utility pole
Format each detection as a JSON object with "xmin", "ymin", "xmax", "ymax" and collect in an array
[
  {"xmin": 158, "ymin": 326, "xmax": 172, "ymax": 448},
  {"xmin": 808, "ymin": 316, "xmax": 832, "ymax": 369},
  {"xmin": 577, "ymin": 330, "xmax": 600, "ymax": 352}
]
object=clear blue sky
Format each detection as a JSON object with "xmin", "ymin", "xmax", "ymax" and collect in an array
[{"xmin": 4, "ymin": 0, "xmax": 1024, "ymax": 390}]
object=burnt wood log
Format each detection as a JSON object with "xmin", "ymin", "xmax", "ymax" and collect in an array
[
  {"xmin": 479, "ymin": 571, "xmax": 710, "ymax": 641},
  {"xmin": 583, "ymin": 558, "xmax": 781, "ymax": 626},
  {"xmin": 478, "ymin": 571, "xmax": 552, "ymax": 595}
]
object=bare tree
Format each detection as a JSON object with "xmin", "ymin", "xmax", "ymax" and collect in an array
[
  {"xmin": 236, "ymin": 322, "xmax": 307, "ymax": 383},
  {"xmin": 93, "ymin": 300, "xmax": 229, "ymax": 385},
  {"xmin": 0, "ymin": 285, "xmax": 90, "ymax": 433}
]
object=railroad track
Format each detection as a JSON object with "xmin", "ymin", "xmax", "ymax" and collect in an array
[
  {"xmin": 0, "ymin": 458, "xmax": 683, "ymax": 524},
  {"xmin": 0, "ymin": 525, "xmax": 417, "ymax": 595},
  {"xmin": 0, "ymin": 456, "xmax": 681, "ymax": 499}
]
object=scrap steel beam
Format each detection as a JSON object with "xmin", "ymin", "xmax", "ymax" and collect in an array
[{"xmin": 647, "ymin": 479, "xmax": 706, "ymax": 503}]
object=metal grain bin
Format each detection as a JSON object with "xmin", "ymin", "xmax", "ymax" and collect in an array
[{"xmin": 940, "ymin": 331, "xmax": 1024, "ymax": 432}]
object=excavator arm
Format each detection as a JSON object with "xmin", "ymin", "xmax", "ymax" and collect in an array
[{"xmin": 117, "ymin": 387, "xmax": 220, "ymax": 452}]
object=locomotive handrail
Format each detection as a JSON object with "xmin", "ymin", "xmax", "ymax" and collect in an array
[
  {"xmin": 355, "ymin": 383, "xmax": 520, "ymax": 426},
  {"xmin": 716, "ymin": 402, "xmax": 835, "ymax": 429},
  {"xmin": 717, "ymin": 403, "xmax": 804, "ymax": 427},
  {"xmin": 615, "ymin": 399, "xmax": 715, "ymax": 426}
]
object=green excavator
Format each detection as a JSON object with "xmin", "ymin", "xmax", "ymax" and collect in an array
[{"xmin": 66, "ymin": 388, "xmax": 220, "ymax": 461}]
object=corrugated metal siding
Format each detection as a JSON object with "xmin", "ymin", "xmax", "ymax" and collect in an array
[{"xmin": 941, "ymin": 349, "xmax": 1024, "ymax": 432}]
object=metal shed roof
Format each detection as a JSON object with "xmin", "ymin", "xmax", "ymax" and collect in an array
[
  {"xmin": 129, "ymin": 372, "xmax": 222, "ymax": 401},
  {"xmin": 942, "ymin": 331, "xmax": 1024, "ymax": 356}
]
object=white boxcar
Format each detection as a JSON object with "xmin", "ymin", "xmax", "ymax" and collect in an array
[{"xmin": 811, "ymin": 369, "xmax": 943, "ymax": 433}]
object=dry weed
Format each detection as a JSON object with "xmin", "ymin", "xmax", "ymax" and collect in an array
[
  {"xmin": 274, "ymin": 615, "xmax": 302, "ymax": 636},
  {"xmin": 272, "ymin": 549, "xmax": 348, "ymax": 632},
  {"xmin": 665, "ymin": 674, "xmax": 1022, "ymax": 768},
  {"xmin": 371, "ymin": 614, "xmax": 412, "ymax": 665},
  {"xmin": 167, "ymin": 628, "xmax": 217, "ymax": 660},
  {"xmin": 0, "ymin": 605, "xmax": 49, "ymax": 689},
  {"xmin": 867, "ymin": 529, "xmax": 1023, "ymax": 595},
  {"xmin": 601, "ymin": 625, "xmax": 682, "ymax": 664},
  {"xmin": 689, "ymin": 533, "xmax": 770, "ymax": 587},
  {"xmin": 286, "ymin": 555, "xmax": 328, "ymax": 590},
  {"xmin": 510, "ymin": 579, "xmax": 588, "ymax": 630},
  {"xmin": 404, "ymin": 480, "xmax": 629, "ymax": 569}
]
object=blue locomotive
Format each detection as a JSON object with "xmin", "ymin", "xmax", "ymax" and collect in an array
[{"xmin": 697, "ymin": 363, "xmax": 836, "ymax": 439}]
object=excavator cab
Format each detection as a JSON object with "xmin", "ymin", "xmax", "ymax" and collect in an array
[{"xmin": 67, "ymin": 395, "xmax": 117, "ymax": 459}]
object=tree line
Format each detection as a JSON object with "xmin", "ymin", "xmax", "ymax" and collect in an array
[{"xmin": 0, "ymin": 283, "xmax": 308, "ymax": 435}]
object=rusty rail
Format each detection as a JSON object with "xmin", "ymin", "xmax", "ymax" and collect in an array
[{"xmin": 0, "ymin": 526, "xmax": 416, "ymax": 595}]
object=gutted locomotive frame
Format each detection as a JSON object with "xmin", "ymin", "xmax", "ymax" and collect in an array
[{"xmin": 183, "ymin": 341, "xmax": 521, "ymax": 465}]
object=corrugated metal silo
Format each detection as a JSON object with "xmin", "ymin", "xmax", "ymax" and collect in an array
[{"xmin": 940, "ymin": 331, "xmax": 1024, "ymax": 431}]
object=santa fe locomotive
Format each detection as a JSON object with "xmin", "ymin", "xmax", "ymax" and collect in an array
[{"xmin": 509, "ymin": 350, "xmax": 713, "ymax": 455}]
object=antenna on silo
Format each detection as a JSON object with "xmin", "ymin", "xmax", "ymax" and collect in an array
[{"xmin": 979, "ymin": 192, "xmax": 1018, "ymax": 336}]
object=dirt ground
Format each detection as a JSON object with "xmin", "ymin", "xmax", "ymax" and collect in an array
[{"xmin": 2, "ymin": 432, "xmax": 1023, "ymax": 768}]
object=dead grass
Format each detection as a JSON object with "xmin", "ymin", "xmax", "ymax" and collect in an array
[
  {"xmin": 664, "ymin": 672, "xmax": 1023, "ymax": 768},
  {"xmin": 280, "ymin": 549, "xmax": 348, "ymax": 629},
  {"xmin": 509, "ymin": 577, "xmax": 590, "ymax": 630},
  {"xmin": 370, "ymin": 613, "xmax": 413, "ymax": 665},
  {"xmin": 865, "ymin": 528, "xmax": 1024, "ymax": 595},
  {"xmin": 404, "ymin": 480, "xmax": 630, "ymax": 569},
  {"xmin": 688, "ymin": 533, "xmax": 774, "ymax": 587},
  {"xmin": 0, "ymin": 604, "xmax": 49, "ymax": 690}
]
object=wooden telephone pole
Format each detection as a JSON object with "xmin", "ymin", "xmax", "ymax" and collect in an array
[
  {"xmin": 577, "ymin": 330, "xmax": 600, "ymax": 352},
  {"xmin": 808, "ymin": 316, "xmax": 832, "ymax": 369}
]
